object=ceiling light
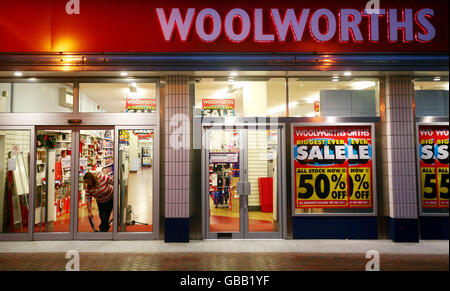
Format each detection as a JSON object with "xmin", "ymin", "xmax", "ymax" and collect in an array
[
  {"xmin": 14, "ymin": 72, "xmax": 23, "ymax": 77},
  {"xmin": 344, "ymin": 72, "xmax": 352, "ymax": 76},
  {"xmin": 28, "ymin": 77, "xmax": 37, "ymax": 81},
  {"xmin": 332, "ymin": 77, "xmax": 339, "ymax": 82},
  {"xmin": 120, "ymin": 72, "xmax": 128, "ymax": 77},
  {"xmin": 433, "ymin": 76, "xmax": 441, "ymax": 81},
  {"xmin": 229, "ymin": 72, "xmax": 238, "ymax": 77}
]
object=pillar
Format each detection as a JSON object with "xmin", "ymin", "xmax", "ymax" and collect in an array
[
  {"xmin": 380, "ymin": 76, "xmax": 419, "ymax": 242},
  {"xmin": 163, "ymin": 76, "xmax": 190, "ymax": 242}
]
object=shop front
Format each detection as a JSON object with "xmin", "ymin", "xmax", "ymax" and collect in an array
[{"xmin": 0, "ymin": 0, "xmax": 449, "ymax": 242}]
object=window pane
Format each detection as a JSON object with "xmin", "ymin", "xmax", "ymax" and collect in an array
[
  {"xmin": 80, "ymin": 83, "xmax": 157, "ymax": 113},
  {"xmin": 414, "ymin": 79, "xmax": 449, "ymax": 117},
  {"xmin": 195, "ymin": 78, "xmax": 286, "ymax": 117},
  {"xmin": 118, "ymin": 129, "xmax": 154, "ymax": 232},
  {"xmin": 0, "ymin": 130, "xmax": 31, "ymax": 234},
  {"xmin": 288, "ymin": 78, "xmax": 379, "ymax": 117},
  {"xmin": 0, "ymin": 83, "xmax": 11, "ymax": 112},
  {"xmin": 13, "ymin": 83, "xmax": 74, "ymax": 113}
]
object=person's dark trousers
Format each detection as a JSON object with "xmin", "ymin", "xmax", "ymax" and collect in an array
[{"xmin": 97, "ymin": 198, "xmax": 113, "ymax": 232}]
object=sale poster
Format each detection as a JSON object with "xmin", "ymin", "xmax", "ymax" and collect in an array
[
  {"xmin": 202, "ymin": 99, "xmax": 235, "ymax": 117},
  {"xmin": 293, "ymin": 125, "xmax": 374, "ymax": 209},
  {"xmin": 418, "ymin": 125, "xmax": 449, "ymax": 209},
  {"xmin": 126, "ymin": 98, "xmax": 156, "ymax": 113}
]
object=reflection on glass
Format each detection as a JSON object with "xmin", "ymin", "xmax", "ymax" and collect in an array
[
  {"xmin": 35, "ymin": 130, "xmax": 72, "ymax": 233},
  {"xmin": 248, "ymin": 130, "xmax": 279, "ymax": 233},
  {"xmin": 78, "ymin": 130, "xmax": 114, "ymax": 232},
  {"xmin": 79, "ymin": 83, "xmax": 157, "ymax": 113},
  {"xmin": 118, "ymin": 129, "xmax": 154, "ymax": 232},
  {"xmin": 208, "ymin": 130, "xmax": 240, "ymax": 233},
  {"xmin": 0, "ymin": 130, "xmax": 30, "ymax": 233}
]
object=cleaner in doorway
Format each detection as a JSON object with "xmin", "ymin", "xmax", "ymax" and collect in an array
[{"xmin": 83, "ymin": 172, "xmax": 114, "ymax": 232}]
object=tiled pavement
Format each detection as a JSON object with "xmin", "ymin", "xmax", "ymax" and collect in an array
[
  {"xmin": 0, "ymin": 240, "xmax": 448, "ymax": 271},
  {"xmin": 0, "ymin": 252, "xmax": 448, "ymax": 271}
]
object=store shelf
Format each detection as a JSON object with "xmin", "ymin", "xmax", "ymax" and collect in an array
[{"xmin": 104, "ymin": 163, "xmax": 113, "ymax": 168}]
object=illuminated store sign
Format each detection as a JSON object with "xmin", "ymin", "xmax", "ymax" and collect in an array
[
  {"xmin": 0, "ymin": 0, "xmax": 447, "ymax": 53},
  {"xmin": 156, "ymin": 8, "xmax": 436, "ymax": 44}
]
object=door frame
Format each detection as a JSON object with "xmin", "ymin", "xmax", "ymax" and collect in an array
[{"xmin": 202, "ymin": 123, "xmax": 286, "ymax": 239}]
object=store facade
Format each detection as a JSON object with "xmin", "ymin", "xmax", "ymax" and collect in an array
[{"xmin": 0, "ymin": 0, "xmax": 448, "ymax": 243}]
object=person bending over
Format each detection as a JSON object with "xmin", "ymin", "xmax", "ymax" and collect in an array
[{"xmin": 83, "ymin": 171, "xmax": 113, "ymax": 232}]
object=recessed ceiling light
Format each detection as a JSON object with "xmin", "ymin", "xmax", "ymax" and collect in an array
[
  {"xmin": 28, "ymin": 77, "xmax": 37, "ymax": 81},
  {"xmin": 332, "ymin": 77, "xmax": 339, "ymax": 82},
  {"xmin": 344, "ymin": 72, "xmax": 352, "ymax": 76},
  {"xmin": 433, "ymin": 76, "xmax": 441, "ymax": 81},
  {"xmin": 14, "ymin": 72, "xmax": 23, "ymax": 77},
  {"xmin": 229, "ymin": 72, "xmax": 238, "ymax": 77},
  {"xmin": 120, "ymin": 72, "xmax": 128, "ymax": 76}
]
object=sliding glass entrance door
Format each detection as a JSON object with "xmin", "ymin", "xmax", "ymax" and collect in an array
[{"xmin": 32, "ymin": 126, "xmax": 158, "ymax": 240}]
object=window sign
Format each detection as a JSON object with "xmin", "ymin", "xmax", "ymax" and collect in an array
[
  {"xmin": 292, "ymin": 124, "xmax": 375, "ymax": 210},
  {"xmin": 417, "ymin": 124, "xmax": 449, "ymax": 212}
]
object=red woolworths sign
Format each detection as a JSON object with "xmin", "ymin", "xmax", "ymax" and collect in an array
[
  {"xmin": 293, "ymin": 125, "xmax": 374, "ymax": 209},
  {"xmin": 0, "ymin": 0, "xmax": 448, "ymax": 53}
]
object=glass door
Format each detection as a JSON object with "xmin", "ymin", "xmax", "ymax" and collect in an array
[
  {"xmin": 33, "ymin": 127, "xmax": 74, "ymax": 240},
  {"xmin": 115, "ymin": 127, "xmax": 157, "ymax": 240},
  {"xmin": 75, "ymin": 127, "xmax": 115, "ymax": 239},
  {"xmin": 206, "ymin": 128, "xmax": 242, "ymax": 238},
  {"xmin": 205, "ymin": 126, "xmax": 283, "ymax": 239},
  {"xmin": 245, "ymin": 128, "xmax": 281, "ymax": 239}
]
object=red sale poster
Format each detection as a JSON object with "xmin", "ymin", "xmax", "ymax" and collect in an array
[
  {"xmin": 293, "ymin": 125, "xmax": 374, "ymax": 209},
  {"xmin": 418, "ymin": 125, "xmax": 449, "ymax": 209}
]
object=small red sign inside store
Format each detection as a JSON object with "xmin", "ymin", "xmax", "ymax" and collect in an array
[{"xmin": 0, "ymin": 0, "xmax": 448, "ymax": 53}]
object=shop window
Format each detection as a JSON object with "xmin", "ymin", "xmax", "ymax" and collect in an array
[
  {"xmin": 0, "ymin": 130, "xmax": 31, "ymax": 234},
  {"xmin": 414, "ymin": 78, "xmax": 449, "ymax": 117},
  {"xmin": 288, "ymin": 77, "xmax": 380, "ymax": 117},
  {"xmin": 195, "ymin": 78, "xmax": 287, "ymax": 117},
  {"xmin": 11, "ymin": 83, "xmax": 74, "ymax": 113},
  {"xmin": 79, "ymin": 83, "xmax": 157, "ymax": 113}
]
